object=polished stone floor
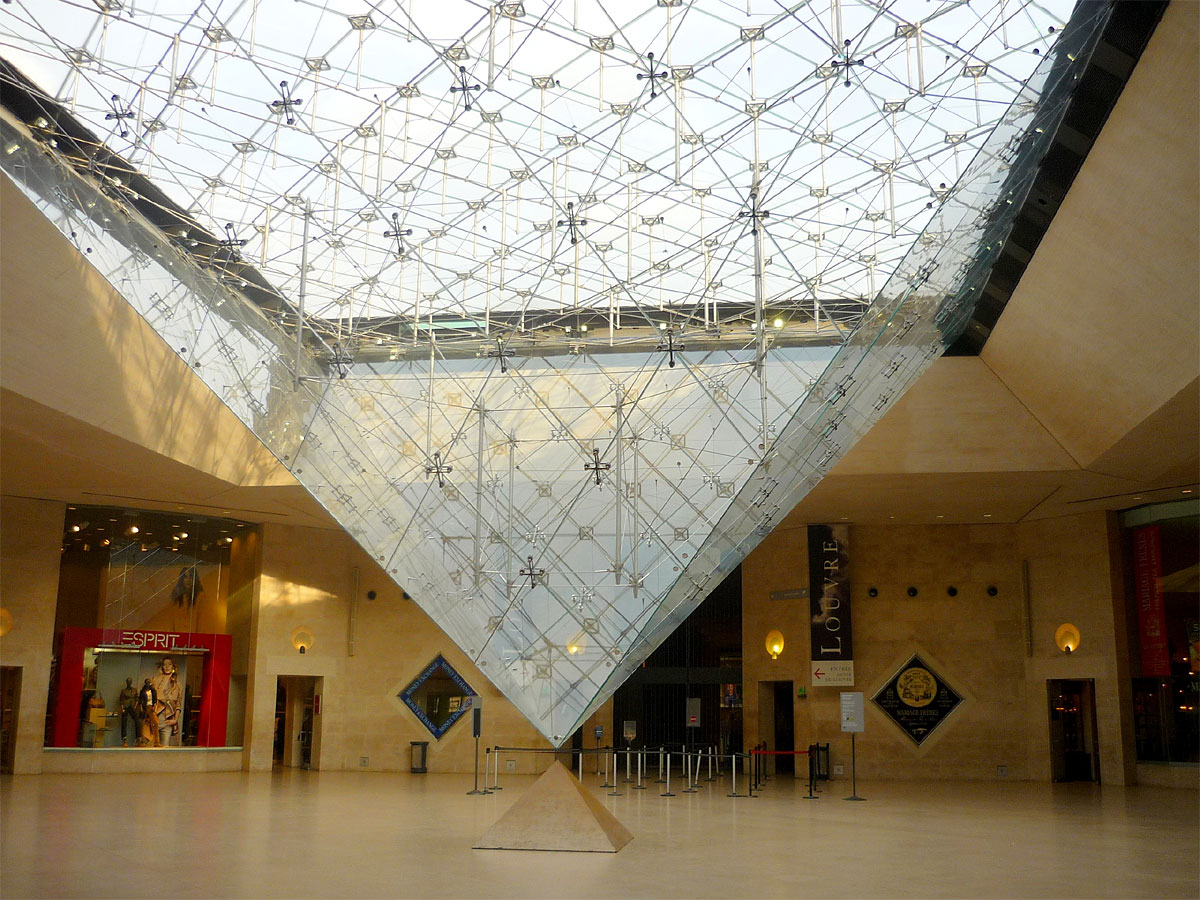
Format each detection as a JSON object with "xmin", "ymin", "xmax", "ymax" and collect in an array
[{"xmin": 1, "ymin": 766, "xmax": 1197, "ymax": 899}]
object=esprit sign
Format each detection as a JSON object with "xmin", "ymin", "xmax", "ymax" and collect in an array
[{"xmin": 100, "ymin": 630, "xmax": 203, "ymax": 651}]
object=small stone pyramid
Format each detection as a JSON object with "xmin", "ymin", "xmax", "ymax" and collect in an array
[{"xmin": 474, "ymin": 760, "xmax": 633, "ymax": 852}]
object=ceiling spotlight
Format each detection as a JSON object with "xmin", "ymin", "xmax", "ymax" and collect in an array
[
  {"xmin": 773, "ymin": 318, "xmax": 783, "ymax": 329},
  {"xmin": 127, "ymin": 525, "xmax": 139, "ymax": 535}
]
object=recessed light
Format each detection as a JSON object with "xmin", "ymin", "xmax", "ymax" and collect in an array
[
  {"xmin": 983, "ymin": 514, "xmax": 992, "ymax": 518},
  {"xmin": 1183, "ymin": 489, "xmax": 1193, "ymax": 494},
  {"xmin": 935, "ymin": 514, "xmax": 944, "ymax": 519}
]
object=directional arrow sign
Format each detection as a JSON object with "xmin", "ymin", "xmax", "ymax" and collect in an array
[{"xmin": 811, "ymin": 661, "xmax": 854, "ymax": 687}]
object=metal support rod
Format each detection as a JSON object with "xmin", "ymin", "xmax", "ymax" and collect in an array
[
  {"xmin": 578, "ymin": 748, "xmax": 584, "ymax": 782},
  {"xmin": 682, "ymin": 752, "xmax": 697, "ymax": 792},
  {"xmin": 706, "ymin": 746, "xmax": 714, "ymax": 781},
  {"xmin": 600, "ymin": 748, "xmax": 613, "ymax": 787},
  {"xmin": 293, "ymin": 201, "xmax": 310, "ymax": 390},
  {"xmin": 656, "ymin": 746, "xmax": 665, "ymax": 783},
  {"xmin": 634, "ymin": 748, "xmax": 645, "ymax": 789},
  {"xmin": 492, "ymin": 746, "xmax": 503, "ymax": 790},
  {"xmin": 625, "ymin": 746, "xmax": 633, "ymax": 782}
]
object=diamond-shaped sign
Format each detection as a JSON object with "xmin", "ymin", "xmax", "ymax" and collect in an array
[{"xmin": 871, "ymin": 655, "xmax": 962, "ymax": 745}]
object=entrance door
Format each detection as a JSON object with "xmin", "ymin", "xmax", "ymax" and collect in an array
[
  {"xmin": 1048, "ymin": 679, "xmax": 1100, "ymax": 782},
  {"xmin": 0, "ymin": 667, "xmax": 21, "ymax": 774},
  {"xmin": 757, "ymin": 680, "xmax": 795, "ymax": 776},
  {"xmin": 275, "ymin": 676, "xmax": 321, "ymax": 770},
  {"xmin": 772, "ymin": 681, "xmax": 795, "ymax": 775}
]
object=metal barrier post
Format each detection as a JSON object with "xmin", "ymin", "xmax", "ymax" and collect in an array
[
  {"xmin": 634, "ymin": 748, "xmax": 646, "ymax": 789},
  {"xmin": 726, "ymin": 753, "xmax": 741, "ymax": 797},
  {"xmin": 655, "ymin": 747, "xmax": 666, "ymax": 783},
  {"xmin": 660, "ymin": 752, "xmax": 675, "ymax": 796},
  {"xmin": 577, "ymin": 748, "xmax": 584, "ymax": 782},
  {"xmin": 600, "ymin": 748, "xmax": 614, "ymax": 788},
  {"xmin": 604, "ymin": 753, "xmax": 624, "ymax": 796},
  {"xmin": 804, "ymin": 743, "xmax": 818, "ymax": 799},
  {"xmin": 705, "ymin": 746, "xmax": 714, "ymax": 781},
  {"xmin": 682, "ymin": 751, "xmax": 697, "ymax": 793}
]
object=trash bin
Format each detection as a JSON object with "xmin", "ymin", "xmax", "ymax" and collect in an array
[{"xmin": 410, "ymin": 741, "xmax": 428, "ymax": 773}]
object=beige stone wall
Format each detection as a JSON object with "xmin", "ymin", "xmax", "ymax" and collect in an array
[
  {"xmin": 244, "ymin": 522, "xmax": 552, "ymax": 773},
  {"xmin": 741, "ymin": 513, "xmax": 1134, "ymax": 783},
  {"xmin": 1018, "ymin": 512, "xmax": 1135, "ymax": 784},
  {"xmin": 0, "ymin": 495, "xmax": 65, "ymax": 773}
]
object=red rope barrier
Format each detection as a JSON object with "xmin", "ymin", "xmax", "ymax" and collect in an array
[{"xmin": 750, "ymin": 749, "xmax": 811, "ymax": 755}]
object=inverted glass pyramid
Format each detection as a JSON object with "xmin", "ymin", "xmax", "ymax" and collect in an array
[{"xmin": 0, "ymin": 0, "xmax": 1108, "ymax": 744}]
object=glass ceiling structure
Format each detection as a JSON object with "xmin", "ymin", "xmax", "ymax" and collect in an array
[{"xmin": 0, "ymin": 0, "xmax": 1109, "ymax": 745}]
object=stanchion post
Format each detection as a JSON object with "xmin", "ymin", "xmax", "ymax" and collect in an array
[
  {"xmin": 661, "ymin": 752, "xmax": 675, "ymax": 796},
  {"xmin": 726, "ymin": 752, "xmax": 741, "ymax": 797},
  {"xmin": 705, "ymin": 746, "xmax": 714, "ymax": 781},
  {"xmin": 492, "ymin": 746, "xmax": 503, "ymax": 790},
  {"xmin": 804, "ymin": 743, "xmax": 818, "ymax": 799},
  {"xmin": 682, "ymin": 751, "xmax": 697, "ymax": 793},
  {"xmin": 577, "ymin": 748, "xmax": 584, "ymax": 782},
  {"xmin": 655, "ymin": 747, "xmax": 666, "ymax": 783},
  {"xmin": 467, "ymin": 733, "xmax": 491, "ymax": 795},
  {"xmin": 634, "ymin": 748, "xmax": 645, "ymax": 789},
  {"xmin": 844, "ymin": 732, "xmax": 867, "ymax": 801},
  {"xmin": 608, "ymin": 751, "xmax": 622, "ymax": 795}
]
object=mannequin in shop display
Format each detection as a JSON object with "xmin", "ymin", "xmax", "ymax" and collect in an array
[
  {"xmin": 149, "ymin": 657, "xmax": 183, "ymax": 747},
  {"xmin": 118, "ymin": 677, "xmax": 139, "ymax": 748},
  {"xmin": 138, "ymin": 678, "xmax": 157, "ymax": 747}
]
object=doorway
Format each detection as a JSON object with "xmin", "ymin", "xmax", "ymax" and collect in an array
[
  {"xmin": 758, "ymin": 680, "xmax": 795, "ymax": 776},
  {"xmin": 1, "ymin": 667, "xmax": 21, "ymax": 774},
  {"xmin": 274, "ymin": 676, "xmax": 321, "ymax": 770},
  {"xmin": 1048, "ymin": 679, "xmax": 1100, "ymax": 782}
]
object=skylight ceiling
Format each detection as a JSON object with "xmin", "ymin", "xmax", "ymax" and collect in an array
[
  {"xmin": 2, "ymin": 0, "xmax": 1071, "ymax": 346},
  {"xmin": 2, "ymin": 0, "xmax": 1103, "ymax": 745}
]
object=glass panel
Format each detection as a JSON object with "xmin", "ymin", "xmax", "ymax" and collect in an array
[{"xmin": 80, "ymin": 650, "xmax": 199, "ymax": 748}]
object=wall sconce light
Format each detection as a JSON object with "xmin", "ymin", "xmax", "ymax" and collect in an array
[
  {"xmin": 291, "ymin": 627, "xmax": 315, "ymax": 655},
  {"xmin": 1054, "ymin": 623, "xmax": 1081, "ymax": 654},
  {"xmin": 765, "ymin": 629, "xmax": 784, "ymax": 660},
  {"xmin": 0, "ymin": 607, "xmax": 13, "ymax": 637}
]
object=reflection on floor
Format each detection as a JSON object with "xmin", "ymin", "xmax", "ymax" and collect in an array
[{"xmin": 2, "ymin": 768, "xmax": 1197, "ymax": 899}]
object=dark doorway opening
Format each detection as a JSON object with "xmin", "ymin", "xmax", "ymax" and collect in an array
[
  {"xmin": 1, "ymin": 666, "xmax": 21, "ymax": 774},
  {"xmin": 274, "ymin": 676, "xmax": 319, "ymax": 769},
  {"xmin": 772, "ymin": 681, "xmax": 795, "ymax": 775},
  {"xmin": 1048, "ymin": 679, "xmax": 1100, "ymax": 782}
]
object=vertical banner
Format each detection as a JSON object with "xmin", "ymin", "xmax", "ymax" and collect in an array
[
  {"xmin": 809, "ymin": 524, "xmax": 853, "ymax": 686},
  {"xmin": 1133, "ymin": 525, "xmax": 1170, "ymax": 677}
]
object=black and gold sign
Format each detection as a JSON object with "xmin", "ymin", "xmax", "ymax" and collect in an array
[{"xmin": 871, "ymin": 654, "xmax": 962, "ymax": 746}]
